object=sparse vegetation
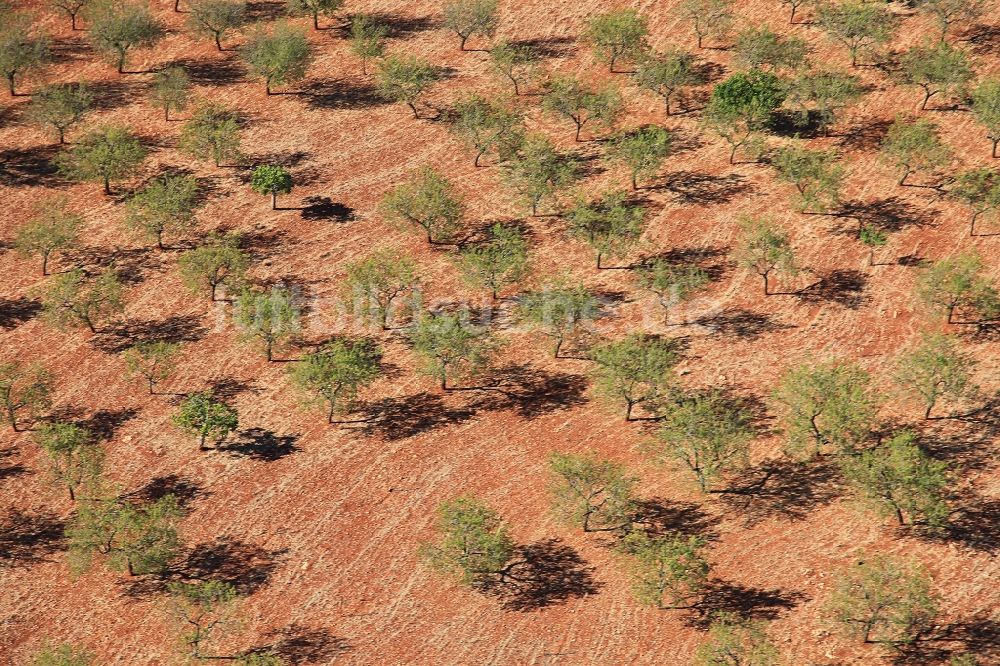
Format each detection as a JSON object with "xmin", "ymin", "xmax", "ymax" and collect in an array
[
  {"xmin": 173, "ymin": 391, "xmax": 239, "ymax": 450},
  {"xmin": 27, "ymin": 82, "xmax": 93, "ymax": 144},
  {"xmin": 127, "ymin": 174, "xmax": 199, "ymax": 249},
  {"xmin": 40, "ymin": 267, "xmax": 125, "ymax": 333},
  {"xmin": 289, "ymin": 338, "xmax": 382, "ymax": 423},
  {"xmin": 443, "ymin": 0, "xmax": 498, "ymax": 51},
  {"xmin": 382, "ymin": 166, "xmax": 464, "ymax": 244},
  {"xmin": 243, "ymin": 22, "xmax": 313, "ymax": 94},
  {"xmin": 549, "ymin": 452, "xmax": 637, "ymax": 532},
  {"xmin": 55, "ymin": 126, "xmax": 147, "ymax": 195},
  {"xmin": 616, "ymin": 529, "xmax": 710, "ymax": 609},
  {"xmin": 375, "ymin": 55, "xmax": 441, "ymax": 118},
  {"xmin": 589, "ymin": 333, "xmax": 679, "ymax": 421},
  {"xmin": 15, "ymin": 197, "xmax": 82, "ymax": 275}
]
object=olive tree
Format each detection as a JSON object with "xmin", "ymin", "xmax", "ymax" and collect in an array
[
  {"xmin": 971, "ymin": 79, "xmax": 1000, "ymax": 157},
  {"xmin": 737, "ymin": 216, "xmax": 796, "ymax": 295},
  {"xmin": 173, "ymin": 391, "xmax": 238, "ymax": 450},
  {"xmin": 233, "ymin": 285, "xmax": 302, "ymax": 361},
  {"xmin": 409, "ymin": 310, "xmax": 499, "ymax": 390},
  {"xmin": 243, "ymin": 22, "xmax": 312, "ymax": 94},
  {"xmin": 839, "ymin": 431, "xmax": 949, "ymax": 530},
  {"xmin": 860, "ymin": 225, "xmax": 889, "ymax": 266},
  {"xmin": 166, "ymin": 580, "xmax": 240, "ymax": 661},
  {"xmin": 67, "ymin": 493, "xmax": 183, "ymax": 576},
  {"xmin": 457, "ymin": 222, "xmax": 529, "ymax": 299},
  {"xmin": 14, "ymin": 197, "xmax": 82, "ymax": 275},
  {"xmin": 443, "ymin": 0, "xmax": 498, "ymax": 51},
  {"xmin": 677, "ymin": 0, "xmax": 734, "ymax": 49},
  {"xmin": 490, "ymin": 41, "xmax": 536, "ymax": 96},
  {"xmin": 127, "ymin": 174, "xmax": 199, "ymax": 249},
  {"xmin": 41, "ymin": 268, "xmax": 125, "ymax": 333},
  {"xmin": 188, "ymin": 0, "xmax": 245, "ymax": 51},
  {"xmin": 502, "ymin": 134, "xmax": 581, "ymax": 215},
  {"xmin": 34, "ymin": 421, "xmax": 102, "ymax": 501},
  {"xmin": 895, "ymin": 333, "xmax": 977, "ymax": 419},
  {"xmin": 733, "ymin": 25, "xmax": 808, "ymax": 72},
  {"xmin": 0, "ymin": 8, "xmax": 49, "ymax": 96},
  {"xmin": 772, "ymin": 360, "xmax": 880, "ymax": 457},
  {"xmin": 179, "ymin": 103, "xmax": 242, "ymax": 167},
  {"xmin": 286, "ymin": 0, "xmax": 342, "ymax": 30},
  {"xmin": 771, "ymin": 145, "xmax": 844, "ymax": 214},
  {"xmin": 702, "ymin": 70, "xmax": 785, "ymax": 164},
  {"xmin": 950, "ymin": 167, "xmax": 1000, "ymax": 236},
  {"xmin": 607, "ymin": 125, "xmax": 671, "ymax": 190},
  {"xmin": 880, "ymin": 116, "xmax": 951, "ymax": 186},
  {"xmin": 916, "ymin": 0, "xmax": 984, "ymax": 42},
  {"xmin": 635, "ymin": 259, "xmax": 710, "ymax": 324},
  {"xmin": 897, "ymin": 41, "xmax": 973, "ymax": 111},
  {"xmin": 583, "ymin": 8, "xmax": 648, "ymax": 73},
  {"xmin": 49, "ymin": 0, "xmax": 90, "ymax": 31},
  {"xmin": 781, "ymin": 0, "xmax": 811, "ymax": 24},
  {"xmin": 590, "ymin": 334, "xmax": 679, "ymax": 421},
  {"xmin": 27, "ymin": 82, "xmax": 92, "ymax": 144},
  {"xmin": 178, "ymin": 235, "xmax": 249, "ymax": 300},
  {"xmin": 616, "ymin": 530, "xmax": 710, "ymax": 609},
  {"xmin": 517, "ymin": 282, "xmax": 599, "ymax": 357},
  {"xmin": 0, "ymin": 362, "xmax": 52, "ymax": 432},
  {"xmin": 826, "ymin": 553, "xmax": 938, "ymax": 645},
  {"xmin": 656, "ymin": 390, "xmax": 754, "ymax": 492},
  {"xmin": 250, "ymin": 164, "xmax": 293, "ymax": 210},
  {"xmin": 634, "ymin": 49, "xmax": 702, "ymax": 117},
  {"xmin": 913, "ymin": 252, "xmax": 997, "ymax": 324},
  {"xmin": 449, "ymin": 95, "xmax": 524, "ymax": 167},
  {"xmin": 815, "ymin": 0, "xmax": 897, "ymax": 67},
  {"xmin": 786, "ymin": 69, "xmax": 862, "ymax": 135},
  {"xmin": 344, "ymin": 250, "xmax": 417, "ymax": 330},
  {"xmin": 566, "ymin": 190, "xmax": 646, "ymax": 269},
  {"xmin": 549, "ymin": 452, "xmax": 637, "ymax": 532},
  {"xmin": 122, "ymin": 341, "xmax": 181, "ymax": 394},
  {"xmin": 419, "ymin": 496, "xmax": 516, "ymax": 587},
  {"xmin": 695, "ymin": 613, "xmax": 779, "ymax": 666},
  {"xmin": 31, "ymin": 643, "xmax": 95, "ymax": 666},
  {"xmin": 86, "ymin": 0, "xmax": 165, "ymax": 73},
  {"xmin": 542, "ymin": 75, "xmax": 622, "ymax": 141},
  {"xmin": 349, "ymin": 14, "xmax": 386, "ymax": 75},
  {"xmin": 55, "ymin": 126, "xmax": 147, "ymax": 195},
  {"xmin": 375, "ymin": 55, "xmax": 441, "ymax": 118},
  {"xmin": 381, "ymin": 167, "xmax": 464, "ymax": 244},
  {"xmin": 289, "ymin": 338, "xmax": 382, "ymax": 423},
  {"xmin": 149, "ymin": 66, "xmax": 189, "ymax": 121}
]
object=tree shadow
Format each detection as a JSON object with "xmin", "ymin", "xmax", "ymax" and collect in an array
[
  {"xmin": 835, "ymin": 196, "xmax": 934, "ymax": 234},
  {"xmin": 78, "ymin": 408, "xmax": 139, "ymax": 441},
  {"xmin": 0, "ymin": 296, "xmax": 42, "ymax": 329},
  {"xmin": 654, "ymin": 170, "xmax": 752, "ymax": 205},
  {"xmin": 640, "ymin": 245, "xmax": 730, "ymax": 281},
  {"xmin": 360, "ymin": 11, "xmax": 441, "ymax": 37},
  {"xmin": 302, "ymin": 78, "xmax": 389, "ymax": 111},
  {"xmin": 507, "ymin": 36, "xmax": 576, "ymax": 59},
  {"xmin": 88, "ymin": 78, "xmax": 148, "ymax": 112},
  {"xmin": 689, "ymin": 308, "xmax": 792, "ymax": 340},
  {"xmin": 632, "ymin": 498, "xmax": 722, "ymax": 541},
  {"xmin": 717, "ymin": 457, "xmax": 843, "ymax": 527},
  {"xmin": 301, "ymin": 196, "xmax": 356, "ymax": 221},
  {"xmin": 768, "ymin": 109, "xmax": 825, "ymax": 139},
  {"xmin": 0, "ymin": 508, "xmax": 66, "ymax": 567},
  {"xmin": 174, "ymin": 55, "xmax": 247, "ymax": 87},
  {"xmin": 207, "ymin": 377, "xmax": 261, "ymax": 400},
  {"xmin": 891, "ymin": 616, "xmax": 1000, "ymax": 665},
  {"xmin": 689, "ymin": 581, "xmax": 806, "ymax": 629},
  {"xmin": 794, "ymin": 269, "xmax": 869, "ymax": 309},
  {"xmin": 245, "ymin": 0, "xmax": 286, "ymax": 22},
  {"xmin": 467, "ymin": 364, "xmax": 590, "ymax": 419},
  {"xmin": 92, "ymin": 313, "xmax": 208, "ymax": 353},
  {"xmin": 67, "ymin": 246, "xmax": 164, "ymax": 285},
  {"xmin": 837, "ymin": 116, "xmax": 894, "ymax": 152},
  {"xmin": 0, "ymin": 145, "xmax": 64, "ymax": 188},
  {"xmin": 250, "ymin": 624, "xmax": 352, "ymax": 664},
  {"xmin": 222, "ymin": 428, "xmax": 300, "ymax": 462},
  {"xmin": 932, "ymin": 493, "xmax": 1000, "ymax": 553},
  {"xmin": 961, "ymin": 22, "xmax": 1000, "ymax": 56},
  {"xmin": 489, "ymin": 538, "xmax": 601, "ymax": 612},
  {"xmin": 0, "ymin": 446, "xmax": 28, "ymax": 482},
  {"xmin": 126, "ymin": 473, "xmax": 208, "ymax": 511},
  {"xmin": 357, "ymin": 392, "xmax": 477, "ymax": 440},
  {"xmin": 236, "ymin": 227, "xmax": 292, "ymax": 260}
]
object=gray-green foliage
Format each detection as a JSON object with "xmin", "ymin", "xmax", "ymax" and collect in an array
[
  {"xmin": 41, "ymin": 267, "xmax": 124, "ymax": 333},
  {"xmin": 634, "ymin": 49, "xmax": 702, "ymax": 116},
  {"xmin": 127, "ymin": 174, "xmax": 199, "ymax": 248},
  {"xmin": 149, "ymin": 66, "xmax": 189, "ymax": 121},
  {"xmin": 549, "ymin": 452, "xmax": 637, "ymax": 532},
  {"xmin": 517, "ymin": 281, "xmax": 599, "ymax": 357},
  {"xmin": 289, "ymin": 338, "xmax": 382, "ymax": 422},
  {"xmin": 243, "ymin": 22, "xmax": 312, "ymax": 94},
  {"xmin": 772, "ymin": 360, "xmax": 880, "ymax": 457},
  {"xmin": 375, "ymin": 54, "xmax": 441, "ymax": 117},
  {"xmin": 826, "ymin": 553, "xmax": 938, "ymax": 645},
  {"xmin": 502, "ymin": 134, "xmax": 581, "ymax": 215},
  {"xmin": 449, "ymin": 95, "xmax": 524, "ymax": 167},
  {"xmin": 950, "ymin": 167, "xmax": 1000, "ymax": 235},
  {"xmin": 971, "ymin": 79, "xmax": 1000, "ymax": 157},
  {"xmin": 34, "ymin": 421, "xmax": 102, "ymax": 501},
  {"xmin": 31, "ymin": 643, "xmax": 95, "ymax": 666},
  {"xmin": 419, "ymin": 496, "xmax": 516, "ymax": 587},
  {"xmin": 656, "ymin": 390, "xmax": 754, "ymax": 492},
  {"xmin": 607, "ymin": 125, "xmax": 671, "ymax": 190},
  {"xmin": 14, "ymin": 197, "xmax": 82, "ymax": 275},
  {"xmin": 179, "ymin": 102, "xmax": 242, "ymax": 167},
  {"xmin": 27, "ymin": 82, "xmax": 92, "ymax": 143},
  {"xmin": 490, "ymin": 41, "xmax": 536, "ymax": 95},
  {"xmin": 839, "ymin": 431, "xmax": 949, "ymax": 530},
  {"xmin": 178, "ymin": 234, "xmax": 249, "ymax": 300},
  {"xmin": 49, "ymin": 0, "xmax": 91, "ymax": 31},
  {"xmin": 702, "ymin": 70, "xmax": 785, "ymax": 163},
  {"xmin": 589, "ymin": 333, "xmax": 679, "ymax": 421},
  {"xmin": 188, "ymin": 0, "xmax": 245, "ymax": 50},
  {"xmin": 694, "ymin": 613, "xmax": 779, "ymax": 666},
  {"xmin": 0, "ymin": 7, "xmax": 49, "ymax": 95},
  {"xmin": 0, "ymin": 362, "xmax": 52, "ymax": 432},
  {"xmin": 166, "ymin": 580, "xmax": 240, "ymax": 660},
  {"xmin": 443, "ymin": 0, "xmax": 498, "ymax": 50},
  {"xmin": 881, "ymin": 115, "xmax": 951, "ymax": 186},
  {"xmin": 815, "ymin": 0, "xmax": 897, "ymax": 67},
  {"xmin": 55, "ymin": 126, "xmax": 147, "ymax": 194},
  {"xmin": 234, "ymin": 285, "xmax": 302, "ymax": 361},
  {"xmin": 173, "ymin": 390, "xmax": 238, "ymax": 450},
  {"xmin": 122, "ymin": 341, "xmax": 181, "ymax": 394},
  {"xmin": 566, "ymin": 189, "xmax": 646, "ymax": 268},
  {"xmin": 771, "ymin": 145, "xmax": 844, "ymax": 213},
  {"xmin": 733, "ymin": 24, "xmax": 808, "ymax": 72},
  {"xmin": 616, "ymin": 529, "xmax": 710, "ymax": 609},
  {"xmin": 86, "ymin": 0, "xmax": 165, "ymax": 73},
  {"xmin": 895, "ymin": 333, "xmax": 977, "ymax": 419},
  {"xmin": 913, "ymin": 252, "xmax": 998, "ymax": 324},
  {"xmin": 786, "ymin": 69, "xmax": 862, "ymax": 134},
  {"xmin": 737, "ymin": 216, "xmax": 796, "ymax": 295},
  {"xmin": 285, "ymin": 0, "xmax": 343, "ymax": 30},
  {"xmin": 677, "ymin": 0, "xmax": 734, "ymax": 49},
  {"xmin": 381, "ymin": 167, "xmax": 464, "ymax": 244},
  {"xmin": 542, "ymin": 75, "xmax": 622, "ymax": 141},
  {"xmin": 457, "ymin": 222, "xmax": 529, "ymax": 299},
  {"xmin": 635, "ymin": 259, "xmax": 710, "ymax": 324},
  {"xmin": 67, "ymin": 493, "xmax": 183, "ymax": 576},
  {"xmin": 349, "ymin": 14, "xmax": 387, "ymax": 74},
  {"xmin": 897, "ymin": 40, "xmax": 973, "ymax": 110},
  {"xmin": 409, "ymin": 310, "xmax": 499, "ymax": 390},
  {"xmin": 583, "ymin": 8, "xmax": 648, "ymax": 72},
  {"xmin": 344, "ymin": 250, "xmax": 417, "ymax": 329},
  {"xmin": 916, "ymin": 0, "xmax": 985, "ymax": 42}
]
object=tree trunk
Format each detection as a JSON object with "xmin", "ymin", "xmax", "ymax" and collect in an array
[
  {"xmin": 68, "ymin": 484, "xmax": 76, "ymax": 501},
  {"xmin": 103, "ymin": 176, "xmax": 111, "ymax": 195},
  {"xmin": 71, "ymin": 13, "xmax": 78, "ymax": 30},
  {"xmin": 971, "ymin": 212, "xmax": 979, "ymax": 237},
  {"xmin": 215, "ymin": 33, "xmax": 223, "ymax": 51},
  {"xmin": 729, "ymin": 144, "xmax": 738, "ymax": 164},
  {"xmin": 924, "ymin": 401, "xmax": 935, "ymax": 420},
  {"xmin": 596, "ymin": 252, "xmax": 603, "ymax": 269},
  {"xmin": 328, "ymin": 401, "xmax": 336, "ymax": 424},
  {"xmin": 266, "ymin": 80, "xmax": 272, "ymax": 95},
  {"xmin": 553, "ymin": 337, "xmax": 563, "ymax": 358},
  {"xmin": 789, "ymin": 5, "xmax": 796, "ymax": 22},
  {"xmin": 174, "ymin": 0, "xmax": 181, "ymax": 11},
  {"xmin": 58, "ymin": 127, "xmax": 66, "ymax": 144},
  {"xmin": 763, "ymin": 272, "xmax": 771, "ymax": 295},
  {"xmin": 697, "ymin": 34, "xmax": 703, "ymax": 49},
  {"xmin": 7, "ymin": 406, "xmax": 18, "ymax": 432},
  {"xmin": 149, "ymin": 376, "xmax": 155, "ymax": 394},
  {"xmin": 460, "ymin": 34, "xmax": 469, "ymax": 51},
  {"xmin": 921, "ymin": 88, "xmax": 934, "ymax": 111},
  {"xmin": 157, "ymin": 229, "xmax": 165, "ymax": 249},
  {"xmin": 271, "ymin": 191, "xmax": 277, "ymax": 210},
  {"xmin": 42, "ymin": 252, "xmax": 50, "ymax": 276},
  {"xmin": 6, "ymin": 74, "xmax": 14, "ymax": 96},
  {"xmin": 211, "ymin": 282, "xmax": 218, "ymax": 301},
  {"xmin": 117, "ymin": 50, "xmax": 126, "ymax": 74},
  {"xmin": 127, "ymin": 559, "xmax": 135, "ymax": 576},
  {"xmin": 574, "ymin": 121, "xmax": 583, "ymax": 142},
  {"xmin": 266, "ymin": 339, "xmax": 273, "ymax": 361},
  {"xmin": 512, "ymin": 77, "xmax": 520, "ymax": 96},
  {"xmin": 894, "ymin": 505, "xmax": 905, "ymax": 525},
  {"xmin": 625, "ymin": 401, "xmax": 634, "ymax": 421},
  {"xmin": 408, "ymin": 101, "xmax": 419, "ymax": 118},
  {"xmin": 632, "ymin": 172, "xmax": 638, "ymax": 190},
  {"xmin": 992, "ymin": 137, "xmax": 999, "ymax": 158},
  {"xmin": 313, "ymin": 13, "xmax": 320, "ymax": 30},
  {"xmin": 199, "ymin": 432, "xmax": 208, "ymax": 450},
  {"xmin": 898, "ymin": 170, "xmax": 910, "ymax": 186},
  {"xmin": 664, "ymin": 96, "xmax": 671, "ymax": 117}
]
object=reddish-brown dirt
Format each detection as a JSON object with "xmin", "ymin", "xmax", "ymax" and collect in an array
[{"xmin": 1, "ymin": 0, "xmax": 999, "ymax": 664}]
